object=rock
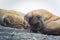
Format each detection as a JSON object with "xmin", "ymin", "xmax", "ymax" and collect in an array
[{"xmin": 0, "ymin": 26, "xmax": 60, "ymax": 40}]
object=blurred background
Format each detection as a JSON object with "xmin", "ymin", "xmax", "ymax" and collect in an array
[{"xmin": 0, "ymin": 0, "xmax": 60, "ymax": 16}]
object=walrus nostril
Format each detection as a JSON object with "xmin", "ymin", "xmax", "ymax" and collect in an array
[{"xmin": 29, "ymin": 17, "xmax": 32, "ymax": 21}]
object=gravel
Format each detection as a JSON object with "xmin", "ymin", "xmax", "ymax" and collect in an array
[{"xmin": 0, "ymin": 26, "xmax": 60, "ymax": 40}]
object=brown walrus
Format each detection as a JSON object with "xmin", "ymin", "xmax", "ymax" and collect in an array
[
  {"xmin": 0, "ymin": 9, "xmax": 29, "ymax": 29},
  {"xmin": 24, "ymin": 9, "xmax": 60, "ymax": 35}
]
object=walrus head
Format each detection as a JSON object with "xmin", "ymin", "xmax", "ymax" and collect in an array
[{"xmin": 24, "ymin": 14, "xmax": 45, "ymax": 33}]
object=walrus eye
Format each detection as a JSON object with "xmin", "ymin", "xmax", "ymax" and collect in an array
[{"xmin": 36, "ymin": 15, "xmax": 42, "ymax": 19}]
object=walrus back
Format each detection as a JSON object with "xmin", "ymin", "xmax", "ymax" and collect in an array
[{"xmin": 26, "ymin": 9, "xmax": 60, "ymax": 24}]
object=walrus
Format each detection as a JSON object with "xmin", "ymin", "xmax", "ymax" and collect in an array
[
  {"xmin": 0, "ymin": 9, "xmax": 29, "ymax": 29},
  {"xmin": 24, "ymin": 9, "xmax": 60, "ymax": 35},
  {"xmin": 25, "ymin": 14, "xmax": 60, "ymax": 35}
]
